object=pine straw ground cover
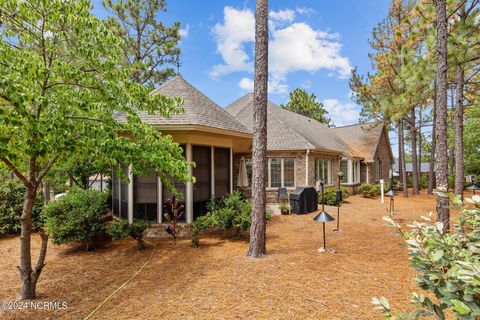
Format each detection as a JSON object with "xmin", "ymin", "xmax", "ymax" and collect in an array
[{"xmin": 0, "ymin": 191, "xmax": 465, "ymax": 320}]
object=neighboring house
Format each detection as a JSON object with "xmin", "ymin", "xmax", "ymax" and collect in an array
[{"xmin": 112, "ymin": 75, "xmax": 393, "ymax": 225}]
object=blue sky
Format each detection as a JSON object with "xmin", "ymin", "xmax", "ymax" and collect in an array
[{"xmin": 92, "ymin": 0, "xmax": 391, "ymax": 128}]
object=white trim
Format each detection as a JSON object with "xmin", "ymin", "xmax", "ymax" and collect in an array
[
  {"xmin": 127, "ymin": 165, "xmax": 133, "ymax": 224},
  {"xmin": 157, "ymin": 176, "xmax": 162, "ymax": 224},
  {"xmin": 186, "ymin": 143, "xmax": 193, "ymax": 224},
  {"xmin": 152, "ymin": 124, "xmax": 252, "ymax": 139},
  {"xmin": 211, "ymin": 146, "xmax": 215, "ymax": 198},
  {"xmin": 267, "ymin": 159, "xmax": 271, "ymax": 188}
]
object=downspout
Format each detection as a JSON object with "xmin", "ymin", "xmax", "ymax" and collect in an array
[{"xmin": 305, "ymin": 149, "xmax": 310, "ymax": 186}]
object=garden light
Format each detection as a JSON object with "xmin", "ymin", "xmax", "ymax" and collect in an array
[{"xmin": 314, "ymin": 180, "xmax": 336, "ymax": 253}]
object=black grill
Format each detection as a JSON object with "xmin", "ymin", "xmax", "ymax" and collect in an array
[{"xmin": 289, "ymin": 186, "xmax": 318, "ymax": 214}]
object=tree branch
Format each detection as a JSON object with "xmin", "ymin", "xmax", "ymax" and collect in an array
[
  {"xmin": 36, "ymin": 154, "xmax": 60, "ymax": 183},
  {"xmin": 0, "ymin": 157, "xmax": 32, "ymax": 188}
]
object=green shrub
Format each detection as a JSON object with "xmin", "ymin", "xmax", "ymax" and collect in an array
[
  {"xmin": 0, "ymin": 179, "xmax": 44, "ymax": 237},
  {"xmin": 42, "ymin": 188, "xmax": 108, "ymax": 250},
  {"xmin": 358, "ymin": 183, "xmax": 380, "ymax": 198},
  {"xmin": 107, "ymin": 219, "xmax": 151, "ymax": 250},
  {"xmin": 192, "ymin": 191, "xmax": 271, "ymax": 247},
  {"xmin": 375, "ymin": 194, "xmax": 480, "ymax": 319},
  {"xmin": 318, "ymin": 186, "xmax": 350, "ymax": 206}
]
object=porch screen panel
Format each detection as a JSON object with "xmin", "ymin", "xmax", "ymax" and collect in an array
[
  {"xmin": 112, "ymin": 169, "xmax": 119, "ymax": 217},
  {"xmin": 133, "ymin": 174, "xmax": 157, "ymax": 221},
  {"xmin": 162, "ymin": 144, "xmax": 186, "ymax": 221},
  {"xmin": 214, "ymin": 148, "xmax": 230, "ymax": 198},
  {"xmin": 120, "ymin": 165, "xmax": 129, "ymax": 219},
  {"xmin": 193, "ymin": 146, "xmax": 211, "ymax": 218}
]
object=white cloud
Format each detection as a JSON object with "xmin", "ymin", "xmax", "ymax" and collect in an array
[
  {"xmin": 210, "ymin": 7, "xmax": 352, "ymax": 92},
  {"xmin": 179, "ymin": 24, "xmax": 190, "ymax": 38},
  {"xmin": 322, "ymin": 99, "xmax": 361, "ymax": 126},
  {"xmin": 238, "ymin": 77, "xmax": 254, "ymax": 91},
  {"xmin": 270, "ymin": 23, "xmax": 351, "ymax": 81},
  {"xmin": 238, "ymin": 77, "xmax": 288, "ymax": 94},
  {"xmin": 296, "ymin": 7, "xmax": 316, "ymax": 16},
  {"xmin": 269, "ymin": 9, "xmax": 295, "ymax": 23},
  {"xmin": 210, "ymin": 7, "xmax": 255, "ymax": 78}
]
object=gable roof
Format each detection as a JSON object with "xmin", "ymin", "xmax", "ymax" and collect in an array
[
  {"xmin": 333, "ymin": 123, "xmax": 392, "ymax": 162},
  {"xmin": 116, "ymin": 75, "xmax": 251, "ymax": 136},
  {"xmin": 226, "ymin": 93, "xmax": 351, "ymax": 154}
]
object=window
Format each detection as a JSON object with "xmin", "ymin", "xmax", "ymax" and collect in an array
[
  {"xmin": 215, "ymin": 148, "xmax": 231, "ymax": 198},
  {"xmin": 352, "ymin": 160, "xmax": 360, "ymax": 183},
  {"xmin": 314, "ymin": 159, "xmax": 332, "ymax": 184},
  {"xmin": 245, "ymin": 158, "xmax": 295, "ymax": 188},
  {"xmin": 340, "ymin": 160, "xmax": 348, "ymax": 182}
]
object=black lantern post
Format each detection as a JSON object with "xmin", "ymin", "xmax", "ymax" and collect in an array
[
  {"xmin": 385, "ymin": 164, "xmax": 396, "ymax": 214},
  {"xmin": 465, "ymin": 184, "xmax": 480, "ymax": 195},
  {"xmin": 314, "ymin": 180, "xmax": 335, "ymax": 253},
  {"xmin": 333, "ymin": 171, "xmax": 343, "ymax": 232}
]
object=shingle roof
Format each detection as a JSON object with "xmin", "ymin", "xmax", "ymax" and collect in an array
[
  {"xmin": 115, "ymin": 75, "xmax": 251, "ymax": 135},
  {"xmin": 333, "ymin": 123, "xmax": 385, "ymax": 161},
  {"xmin": 226, "ymin": 93, "xmax": 352, "ymax": 154}
]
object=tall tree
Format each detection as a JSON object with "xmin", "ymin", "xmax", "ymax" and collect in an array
[
  {"xmin": 248, "ymin": 0, "xmax": 268, "ymax": 258},
  {"xmin": 103, "ymin": 0, "xmax": 181, "ymax": 88},
  {"xmin": 428, "ymin": 87, "xmax": 437, "ymax": 195},
  {"xmin": 398, "ymin": 119, "xmax": 409, "ymax": 197},
  {"xmin": 281, "ymin": 89, "xmax": 332, "ymax": 126},
  {"xmin": 409, "ymin": 108, "xmax": 420, "ymax": 195},
  {"xmin": 0, "ymin": 0, "xmax": 191, "ymax": 299},
  {"xmin": 434, "ymin": 0, "xmax": 450, "ymax": 231}
]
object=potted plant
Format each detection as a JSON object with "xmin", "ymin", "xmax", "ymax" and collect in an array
[{"xmin": 279, "ymin": 202, "xmax": 290, "ymax": 215}]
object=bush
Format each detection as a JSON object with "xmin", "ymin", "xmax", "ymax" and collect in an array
[
  {"xmin": 358, "ymin": 183, "xmax": 381, "ymax": 198},
  {"xmin": 42, "ymin": 188, "xmax": 108, "ymax": 250},
  {"xmin": 375, "ymin": 194, "xmax": 480, "ymax": 319},
  {"xmin": 0, "ymin": 179, "xmax": 44, "ymax": 237},
  {"xmin": 318, "ymin": 186, "xmax": 350, "ymax": 206},
  {"xmin": 107, "ymin": 219, "xmax": 151, "ymax": 250},
  {"xmin": 192, "ymin": 191, "xmax": 272, "ymax": 247}
]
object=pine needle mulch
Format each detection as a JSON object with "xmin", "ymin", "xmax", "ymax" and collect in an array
[{"xmin": 1, "ymin": 191, "xmax": 457, "ymax": 320}]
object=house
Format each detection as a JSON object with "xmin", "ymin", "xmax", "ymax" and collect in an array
[
  {"xmin": 225, "ymin": 93, "xmax": 393, "ymax": 201},
  {"xmin": 112, "ymin": 75, "xmax": 393, "ymax": 224}
]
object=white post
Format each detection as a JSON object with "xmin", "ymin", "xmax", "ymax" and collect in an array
[
  {"xmin": 128, "ymin": 165, "xmax": 134, "ymax": 224},
  {"xmin": 157, "ymin": 176, "xmax": 162, "ymax": 224},
  {"xmin": 186, "ymin": 143, "xmax": 193, "ymax": 224},
  {"xmin": 229, "ymin": 148, "xmax": 233, "ymax": 193},
  {"xmin": 348, "ymin": 159, "xmax": 353, "ymax": 184},
  {"xmin": 380, "ymin": 179, "xmax": 385, "ymax": 204},
  {"xmin": 211, "ymin": 146, "xmax": 215, "ymax": 198},
  {"xmin": 305, "ymin": 150, "xmax": 310, "ymax": 185}
]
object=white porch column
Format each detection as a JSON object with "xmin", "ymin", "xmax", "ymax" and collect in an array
[
  {"xmin": 186, "ymin": 143, "xmax": 193, "ymax": 224},
  {"xmin": 211, "ymin": 146, "xmax": 215, "ymax": 198},
  {"xmin": 157, "ymin": 176, "xmax": 162, "ymax": 224},
  {"xmin": 305, "ymin": 150, "xmax": 310, "ymax": 185},
  {"xmin": 128, "ymin": 165, "xmax": 134, "ymax": 224},
  {"xmin": 230, "ymin": 148, "xmax": 233, "ymax": 192},
  {"xmin": 348, "ymin": 159, "xmax": 353, "ymax": 184}
]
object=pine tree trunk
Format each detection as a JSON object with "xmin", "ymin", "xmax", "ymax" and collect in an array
[
  {"xmin": 248, "ymin": 0, "xmax": 268, "ymax": 258},
  {"xmin": 454, "ymin": 66, "xmax": 464, "ymax": 197},
  {"xmin": 398, "ymin": 119, "xmax": 408, "ymax": 198},
  {"xmin": 410, "ymin": 108, "xmax": 419, "ymax": 195},
  {"xmin": 418, "ymin": 108, "xmax": 423, "ymax": 180},
  {"xmin": 434, "ymin": 0, "xmax": 450, "ymax": 232},
  {"xmin": 428, "ymin": 88, "xmax": 437, "ymax": 195}
]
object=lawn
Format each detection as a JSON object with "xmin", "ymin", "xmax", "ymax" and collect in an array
[{"xmin": 0, "ymin": 192, "xmax": 451, "ymax": 320}]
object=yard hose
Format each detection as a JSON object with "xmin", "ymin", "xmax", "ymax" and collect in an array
[{"xmin": 83, "ymin": 239, "xmax": 157, "ymax": 320}]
